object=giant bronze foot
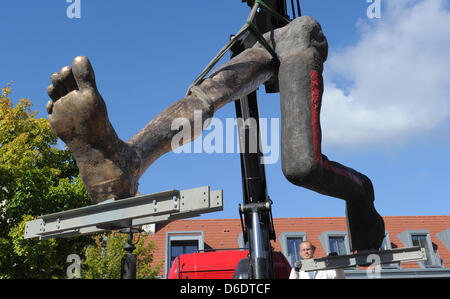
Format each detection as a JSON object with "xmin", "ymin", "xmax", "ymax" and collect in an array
[{"xmin": 46, "ymin": 56, "xmax": 141, "ymax": 203}]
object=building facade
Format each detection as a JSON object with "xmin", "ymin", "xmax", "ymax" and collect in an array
[{"xmin": 142, "ymin": 215, "xmax": 450, "ymax": 278}]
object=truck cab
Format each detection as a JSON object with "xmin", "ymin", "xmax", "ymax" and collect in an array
[{"xmin": 167, "ymin": 249, "xmax": 292, "ymax": 279}]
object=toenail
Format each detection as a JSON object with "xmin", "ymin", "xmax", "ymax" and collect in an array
[
  {"xmin": 46, "ymin": 101, "xmax": 53, "ymax": 114},
  {"xmin": 51, "ymin": 72, "xmax": 61, "ymax": 80}
]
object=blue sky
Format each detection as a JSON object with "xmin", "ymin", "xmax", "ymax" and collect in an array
[{"xmin": 1, "ymin": 0, "xmax": 449, "ymax": 220}]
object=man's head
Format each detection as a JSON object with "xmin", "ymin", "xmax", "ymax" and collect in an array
[{"xmin": 299, "ymin": 241, "xmax": 316, "ymax": 259}]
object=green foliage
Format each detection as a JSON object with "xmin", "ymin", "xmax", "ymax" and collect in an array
[
  {"xmin": 0, "ymin": 84, "xmax": 92, "ymax": 278},
  {"xmin": 0, "ymin": 84, "xmax": 161, "ymax": 279},
  {"xmin": 5, "ymin": 215, "xmax": 91, "ymax": 279},
  {"xmin": 82, "ymin": 232, "xmax": 163, "ymax": 279}
]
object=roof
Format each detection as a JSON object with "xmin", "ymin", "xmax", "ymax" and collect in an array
[{"xmin": 143, "ymin": 215, "xmax": 450, "ymax": 275}]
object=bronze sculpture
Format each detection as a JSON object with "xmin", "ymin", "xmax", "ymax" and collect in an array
[{"xmin": 46, "ymin": 16, "xmax": 385, "ymax": 251}]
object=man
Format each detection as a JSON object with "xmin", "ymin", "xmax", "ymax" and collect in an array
[{"xmin": 289, "ymin": 241, "xmax": 345, "ymax": 279}]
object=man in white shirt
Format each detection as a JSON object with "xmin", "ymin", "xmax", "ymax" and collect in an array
[{"xmin": 289, "ymin": 241, "xmax": 345, "ymax": 279}]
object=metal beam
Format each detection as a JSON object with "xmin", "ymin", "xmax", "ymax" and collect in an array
[
  {"xmin": 24, "ymin": 186, "xmax": 223, "ymax": 240},
  {"xmin": 299, "ymin": 246, "xmax": 427, "ymax": 272}
]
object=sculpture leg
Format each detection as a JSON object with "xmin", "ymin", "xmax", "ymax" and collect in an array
[
  {"xmin": 278, "ymin": 49, "xmax": 385, "ymax": 251},
  {"xmin": 47, "ymin": 49, "xmax": 277, "ymax": 204},
  {"xmin": 128, "ymin": 48, "xmax": 277, "ymax": 175}
]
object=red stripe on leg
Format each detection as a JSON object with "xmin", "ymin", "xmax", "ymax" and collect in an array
[
  {"xmin": 311, "ymin": 70, "xmax": 321, "ymax": 163},
  {"xmin": 322, "ymin": 159, "xmax": 363, "ymax": 185},
  {"xmin": 310, "ymin": 70, "xmax": 362, "ymax": 186}
]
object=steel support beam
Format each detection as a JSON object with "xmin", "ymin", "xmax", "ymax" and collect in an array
[
  {"xmin": 24, "ymin": 186, "xmax": 223, "ymax": 240},
  {"xmin": 299, "ymin": 246, "xmax": 427, "ymax": 272}
]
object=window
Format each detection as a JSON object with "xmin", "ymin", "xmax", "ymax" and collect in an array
[
  {"xmin": 287, "ymin": 237, "xmax": 303, "ymax": 262},
  {"xmin": 169, "ymin": 240, "xmax": 198, "ymax": 267},
  {"xmin": 165, "ymin": 231, "xmax": 204, "ymax": 277},
  {"xmin": 411, "ymin": 234, "xmax": 427, "ymax": 248},
  {"xmin": 397, "ymin": 230, "xmax": 442, "ymax": 268},
  {"xmin": 329, "ymin": 236, "xmax": 346, "ymax": 255},
  {"xmin": 318, "ymin": 231, "xmax": 350, "ymax": 256},
  {"xmin": 279, "ymin": 232, "xmax": 306, "ymax": 266},
  {"xmin": 411, "ymin": 234, "xmax": 436, "ymax": 268}
]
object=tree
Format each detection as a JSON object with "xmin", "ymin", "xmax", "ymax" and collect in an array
[
  {"xmin": 82, "ymin": 232, "xmax": 163, "ymax": 279},
  {"xmin": 0, "ymin": 84, "xmax": 162, "ymax": 279},
  {"xmin": 0, "ymin": 84, "xmax": 92, "ymax": 278}
]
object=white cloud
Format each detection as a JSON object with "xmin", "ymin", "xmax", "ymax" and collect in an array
[{"xmin": 321, "ymin": 0, "xmax": 450, "ymax": 150}]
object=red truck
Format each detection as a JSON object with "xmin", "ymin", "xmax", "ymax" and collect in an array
[{"xmin": 167, "ymin": 249, "xmax": 292, "ymax": 279}]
